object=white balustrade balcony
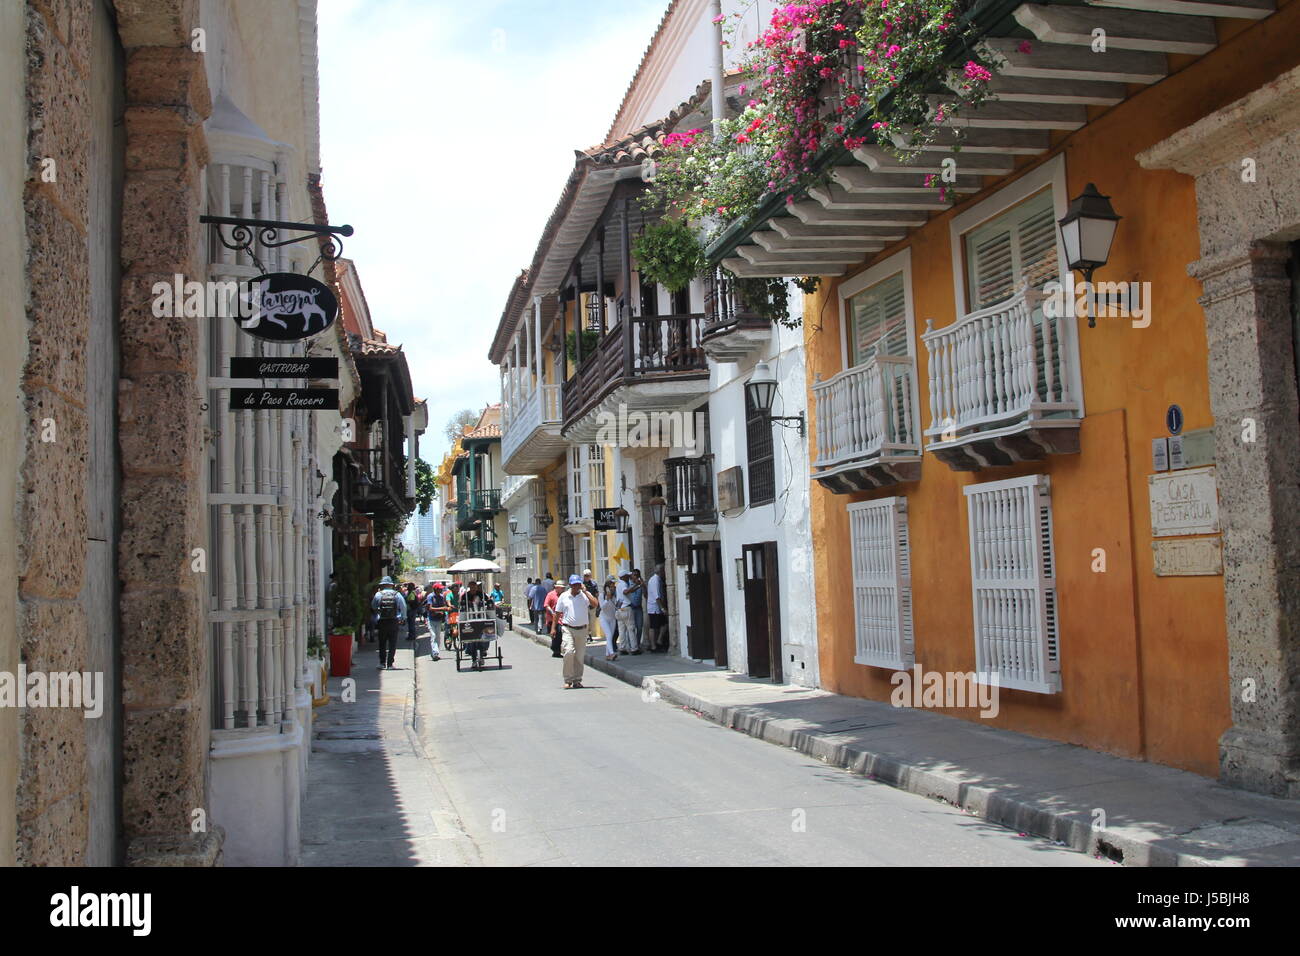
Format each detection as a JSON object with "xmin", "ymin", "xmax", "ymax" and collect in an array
[
  {"xmin": 811, "ymin": 355, "xmax": 921, "ymax": 493},
  {"xmin": 501, "ymin": 381, "xmax": 562, "ymax": 475},
  {"xmin": 921, "ymin": 286, "xmax": 1081, "ymax": 471}
]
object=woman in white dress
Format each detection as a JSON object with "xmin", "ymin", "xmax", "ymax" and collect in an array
[{"xmin": 599, "ymin": 577, "xmax": 619, "ymax": 661}]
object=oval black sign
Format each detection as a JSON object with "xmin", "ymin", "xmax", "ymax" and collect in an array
[{"xmin": 237, "ymin": 272, "xmax": 338, "ymax": 342}]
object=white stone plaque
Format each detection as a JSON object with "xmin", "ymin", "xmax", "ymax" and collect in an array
[
  {"xmin": 1149, "ymin": 466, "xmax": 1219, "ymax": 537},
  {"xmin": 1152, "ymin": 437, "xmax": 1169, "ymax": 472},
  {"xmin": 1153, "ymin": 537, "xmax": 1223, "ymax": 576}
]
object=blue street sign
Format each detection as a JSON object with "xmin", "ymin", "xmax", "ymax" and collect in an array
[{"xmin": 1166, "ymin": 404, "xmax": 1184, "ymax": 436}]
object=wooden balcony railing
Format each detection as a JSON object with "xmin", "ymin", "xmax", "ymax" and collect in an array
[
  {"xmin": 473, "ymin": 488, "xmax": 502, "ymax": 513},
  {"xmin": 812, "ymin": 355, "xmax": 920, "ymax": 471},
  {"xmin": 561, "ymin": 314, "xmax": 708, "ymax": 424},
  {"xmin": 921, "ymin": 285, "xmax": 1079, "ymax": 448},
  {"xmin": 665, "ymin": 454, "xmax": 716, "ymax": 524}
]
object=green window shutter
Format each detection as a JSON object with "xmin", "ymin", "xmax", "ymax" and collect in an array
[
  {"xmin": 848, "ymin": 273, "xmax": 908, "ymax": 367},
  {"xmin": 964, "ymin": 188, "xmax": 1058, "ymax": 312}
]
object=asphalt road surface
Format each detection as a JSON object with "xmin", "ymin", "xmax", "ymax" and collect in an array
[{"xmin": 408, "ymin": 629, "xmax": 1106, "ymax": 867}]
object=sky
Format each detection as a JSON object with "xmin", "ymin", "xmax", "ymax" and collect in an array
[{"xmin": 317, "ymin": 0, "xmax": 670, "ymax": 471}]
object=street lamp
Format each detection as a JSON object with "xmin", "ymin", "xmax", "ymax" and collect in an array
[
  {"xmin": 613, "ymin": 507, "xmax": 630, "ymax": 534},
  {"xmin": 648, "ymin": 496, "xmax": 666, "ymax": 526},
  {"xmin": 509, "ymin": 516, "xmax": 519, "ymax": 534},
  {"xmin": 1058, "ymin": 182, "xmax": 1121, "ymax": 328},
  {"xmin": 746, "ymin": 361, "xmax": 805, "ymax": 436}
]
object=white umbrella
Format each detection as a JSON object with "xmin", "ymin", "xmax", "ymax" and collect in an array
[{"xmin": 446, "ymin": 557, "xmax": 502, "ymax": 574}]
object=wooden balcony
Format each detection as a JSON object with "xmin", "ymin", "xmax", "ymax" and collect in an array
[
  {"xmin": 701, "ymin": 267, "xmax": 772, "ymax": 362},
  {"xmin": 502, "ymin": 381, "xmax": 563, "ymax": 475},
  {"xmin": 560, "ymin": 314, "xmax": 710, "ymax": 442},
  {"xmin": 811, "ymin": 355, "xmax": 922, "ymax": 493},
  {"xmin": 665, "ymin": 454, "xmax": 716, "ymax": 526},
  {"xmin": 350, "ymin": 445, "xmax": 411, "ymax": 519},
  {"xmin": 921, "ymin": 286, "xmax": 1081, "ymax": 471}
]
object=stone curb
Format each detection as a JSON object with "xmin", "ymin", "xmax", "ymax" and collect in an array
[{"xmin": 509, "ymin": 626, "xmax": 1223, "ymax": 867}]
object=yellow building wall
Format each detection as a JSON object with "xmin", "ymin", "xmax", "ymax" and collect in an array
[{"xmin": 808, "ymin": 0, "xmax": 1300, "ymax": 776}]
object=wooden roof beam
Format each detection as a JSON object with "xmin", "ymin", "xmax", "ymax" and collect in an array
[{"xmin": 1015, "ymin": 3, "xmax": 1217, "ymax": 54}]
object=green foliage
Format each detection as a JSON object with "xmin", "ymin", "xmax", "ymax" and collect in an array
[
  {"xmin": 631, "ymin": 220, "xmax": 705, "ymax": 294},
  {"xmin": 732, "ymin": 273, "xmax": 822, "ymax": 330},
  {"xmin": 329, "ymin": 553, "xmax": 365, "ymax": 633},
  {"xmin": 565, "ymin": 329, "xmax": 600, "ymax": 366},
  {"xmin": 414, "ymin": 457, "xmax": 436, "ymax": 516}
]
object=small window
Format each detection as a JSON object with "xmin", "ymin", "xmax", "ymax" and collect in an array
[
  {"xmin": 963, "ymin": 187, "xmax": 1058, "ymax": 312},
  {"xmin": 847, "ymin": 273, "xmax": 908, "ymax": 367},
  {"xmin": 587, "ymin": 444, "xmax": 606, "ymax": 514},
  {"xmin": 746, "ymin": 402, "xmax": 775, "ymax": 507}
]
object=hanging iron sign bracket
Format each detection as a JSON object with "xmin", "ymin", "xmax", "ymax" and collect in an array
[{"xmin": 199, "ymin": 215, "xmax": 353, "ymax": 277}]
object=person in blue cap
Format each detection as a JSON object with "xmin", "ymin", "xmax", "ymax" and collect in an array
[{"xmin": 555, "ymin": 574, "xmax": 598, "ymax": 688}]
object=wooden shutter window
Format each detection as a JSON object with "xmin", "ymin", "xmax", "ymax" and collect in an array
[{"xmin": 848, "ymin": 272, "xmax": 909, "ymax": 367}]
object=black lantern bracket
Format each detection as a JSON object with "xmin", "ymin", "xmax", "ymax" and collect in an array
[{"xmin": 200, "ymin": 215, "xmax": 354, "ymax": 277}]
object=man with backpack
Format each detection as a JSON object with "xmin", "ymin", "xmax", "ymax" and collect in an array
[
  {"xmin": 424, "ymin": 581, "xmax": 449, "ymax": 661},
  {"xmin": 371, "ymin": 576, "xmax": 407, "ymax": 670}
]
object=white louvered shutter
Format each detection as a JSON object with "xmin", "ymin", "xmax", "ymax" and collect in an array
[
  {"xmin": 569, "ymin": 445, "xmax": 585, "ymax": 520},
  {"xmin": 847, "ymin": 496, "xmax": 914, "ymax": 670},
  {"xmin": 848, "ymin": 273, "xmax": 909, "ymax": 367},
  {"xmin": 963, "ymin": 474, "xmax": 1060, "ymax": 694},
  {"xmin": 964, "ymin": 188, "xmax": 1058, "ymax": 311}
]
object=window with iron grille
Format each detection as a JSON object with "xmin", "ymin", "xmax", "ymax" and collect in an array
[
  {"xmin": 847, "ymin": 497, "xmax": 914, "ymax": 670},
  {"xmin": 746, "ymin": 401, "xmax": 775, "ymax": 506},
  {"xmin": 963, "ymin": 474, "xmax": 1060, "ymax": 694},
  {"xmin": 587, "ymin": 444, "xmax": 606, "ymax": 515}
]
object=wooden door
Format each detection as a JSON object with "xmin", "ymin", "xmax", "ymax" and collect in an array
[
  {"xmin": 707, "ymin": 542, "xmax": 727, "ymax": 666},
  {"xmin": 686, "ymin": 541, "xmax": 715, "ymax": 660},
  {"xmin": 742, "ymin": 542, "xmax": 783, "ymax": 682}
]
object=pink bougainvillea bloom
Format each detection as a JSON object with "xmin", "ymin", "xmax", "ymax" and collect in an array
[
  {"xmin": 963, "ymin": 61, "xmax": 992, "ymax": 82},
  {"xmin": 834, "ymin": 124, "xmax": 845, "ymax": 134},
  {"xmin": 886, "ymin": 44, "xmax": 901, "ymax": 57},
  {"xmin": 1018, "ymin": 40, "xmax": 1032, "ymax": 53},
  {"xmin": 736, "ymin": 133, "xmax": 750, "ymax": 143},
  {"xmin": 872, "ymin": 121, "xmax": 888, "ymax": 129}
]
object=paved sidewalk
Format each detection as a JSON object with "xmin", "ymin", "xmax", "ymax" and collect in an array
[
  {"xmin": 517, "ymin": 623, "xmax": 1300, "ymax": 866},
  {"xmin": 300, "ymin": 629, "xmax": 480, "ymax": 866}
]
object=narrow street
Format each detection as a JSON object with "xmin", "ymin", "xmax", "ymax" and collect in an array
[{"xmin": 304, "ymin": 624, "xmax": 1104, "ymax": 867}]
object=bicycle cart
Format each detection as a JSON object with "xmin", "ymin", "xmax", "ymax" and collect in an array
[
  {"xmin": 454, "ymin": 606, "xmax": 503, "ymax": 671},
  {"xmin": 443, "ymin": 556, "xmax": 506, "ymax": 673}
]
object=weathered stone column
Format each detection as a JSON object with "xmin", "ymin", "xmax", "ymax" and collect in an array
[
  {"xmin": 1140, "ymin": 64, "xmax": 1300, "ymax": 798},
  {"xmin": 111, "ymin": 0, "xmax": 220, "ymax": 864},
  {"xmin": 1190, "ymin": 243, "xmax": 1300, "ymax": 797}
]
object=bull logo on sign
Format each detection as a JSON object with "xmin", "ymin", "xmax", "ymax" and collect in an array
[{"xmin": 238, "ymin": 273, "xmax": 338, "ymax": 342}]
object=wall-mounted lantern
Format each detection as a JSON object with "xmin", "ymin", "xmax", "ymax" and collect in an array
[
  {"xmin": 648, "ymin": 496, "xmax": 666, "ymax": 526},
  {"xmin": 746, "ymin": 361, "xmax": 805, "ymax": 436},
  {"xmin": 1058, "ymin": 182, "xmax": 1121, "ymax": 328},
  {"xmin": 613, "ymin": 507, "xmax": 631, "ymax": 534}
]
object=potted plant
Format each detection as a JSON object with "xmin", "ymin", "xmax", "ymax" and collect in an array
[
  {"xmin": 328, "ymin": 553, "xmax": 364, "ymax": 677},
  {"xmin": 632, "ymin": 219, "xmax": 704, "ymax": 294}
]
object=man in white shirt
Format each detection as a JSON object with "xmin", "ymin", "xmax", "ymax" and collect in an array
[
  {"xmin": 614, "ymin": 570, "xmax": 640, "ymax": 655},
  {"xmin": 556, "ymin": 574, "xmax": 598, "ymax": 688},
  {"xmin": 645, "ymin": 564, "xmax": 667, "ymax": 653}
]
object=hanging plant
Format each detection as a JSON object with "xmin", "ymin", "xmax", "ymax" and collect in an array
[
  {"xmin": 565, "ymin": 328, "xmax": 600, "ymax": 365},
  {"xmin": 632, "ymin": 219, "xmax": 705, "ymax": 294},
  {"xmin": 731, "ymin": 273, "xmax": 821, "ymax": 330}
]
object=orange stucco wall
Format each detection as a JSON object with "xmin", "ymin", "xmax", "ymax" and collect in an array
[{"xmin": 808, "ymin": 0, "xmax": 1300, "ymax": 776}]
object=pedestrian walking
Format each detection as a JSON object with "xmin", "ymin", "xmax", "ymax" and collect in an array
[
  {"xmin": 646, "ymin": 564, "xmax": 668, "ymax": 652},
  {"xmin": 581, "ymin": 569, "xmax": 599, "ymax": 643},
  {"xmin": 370, "ymin": 576, "xmax": 407, "ymax": 670},
  {"xmin": 527, "ymin": 578, "xmax": 545, "ymax": 628},
  {"xmin": 404, "ymin": 582, "xmax": 421, "ymax": 643},
  {"xmin": 599, "ymin": 577, "xmax": 619, "ymax": 661},
  {"xmin": 628, "ymin": 569, "xmax": 646, "ymax": 653},
  {"xmin": 615, "ymin": 569, "xmax": 641, "ymax": 654},
  {"xmin": 557, "ymin": 574, "xmax": 598, "ymax": 689},
  {"xmin": 544, "ymin": 579, "xmax": 565, "ymax": 657},
  {"xmin": 424, "ymin": 581, "xmax": 448, "ymax": 661}
]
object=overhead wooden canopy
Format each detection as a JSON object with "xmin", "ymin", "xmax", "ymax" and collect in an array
[{"xmin": 709, "ymin": 0, "xmax": 1277, "ymax": 278}]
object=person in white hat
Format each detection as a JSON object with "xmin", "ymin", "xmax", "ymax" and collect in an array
[{"xmin": 615, "ymin": 570, "xmax": 641, "ymax": 655}]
